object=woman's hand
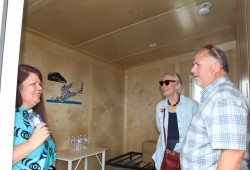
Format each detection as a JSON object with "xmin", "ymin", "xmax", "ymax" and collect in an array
[
  {"xmin": 27, "ymin": 123, "xmax": 50, "ymax": 150},
  {"xmin": 13, "ymin": 123, "xmax": 51, "ymax": 165}
]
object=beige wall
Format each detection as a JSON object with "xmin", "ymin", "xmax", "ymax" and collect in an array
[
  {"xmin": 19, "ymin": 30, "xmax": 238, "ymax": 169},
  {"xmin": 237, "ymin": 0, "xmax": 250, "ymax": 105},
  {"xmin": 19, "ymin": 30, "xmax": 124, "ymax": 170}
]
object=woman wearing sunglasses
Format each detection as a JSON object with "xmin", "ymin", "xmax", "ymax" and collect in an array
[{"xmin": 152, "ymin": 72, "xmax": 198, "ymax": 170}]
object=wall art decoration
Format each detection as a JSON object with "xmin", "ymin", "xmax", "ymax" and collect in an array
[
  {"xmin": 46, "ymin": 72, "xmax": 83, "ymax": 105},
  {"xmin": 48, "ymin": 72, "xmax": 67, "ymax": 83}
]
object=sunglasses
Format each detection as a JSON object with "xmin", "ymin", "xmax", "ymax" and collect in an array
[
  {"xmin": 203, "ymin": 44, "xmax": 223, "ymax": 64},
  {"xmin": 159, "ymin": 80, "xmax": 176, "ymax": 86}
]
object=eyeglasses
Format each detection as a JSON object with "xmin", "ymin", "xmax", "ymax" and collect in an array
[
  {"xmin": 204, "ymin": 44, "xmax": 229, "ymax": 73},
  {"xmin": 159, "ymin": 80, "xmax": 176, "ymax": 86},
  {"xmin": 203, "ymin": 44, "xmax": 223, "ymax": 64}
]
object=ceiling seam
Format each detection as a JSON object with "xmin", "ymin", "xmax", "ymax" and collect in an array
[
  {"xmin": 75, "ymin": 0, "xmax": 201, "ymax": 47},
  {"xmin": 109, "ymin": 25, "xmax": 233, "ymax": 62},
  {"xmin": 24, "ymin": 27, "xmax": 112, "ymax": 62}
]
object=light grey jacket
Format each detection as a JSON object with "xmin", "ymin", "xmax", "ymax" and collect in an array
[{"xmin": 152, "ymin": 95, "xmax": 198, "ymax": 170}]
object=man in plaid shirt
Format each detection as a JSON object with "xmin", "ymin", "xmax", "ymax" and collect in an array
[{"xmin": 180, "ymin": 45, "xmax": 249, "ymax": 170}]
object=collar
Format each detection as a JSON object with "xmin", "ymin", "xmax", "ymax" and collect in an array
[{"xmin": 200, "ymin": 76, "xmax": 229, "ymax": 103}]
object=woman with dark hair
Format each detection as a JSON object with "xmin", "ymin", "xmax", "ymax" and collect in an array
[
  {"xmin": 13, "ymin": 64, "xmax": 56, "ymax": 169},
  {"xmin": 152, "ymin": 72, "xmax": 198, "ymax": 170}
]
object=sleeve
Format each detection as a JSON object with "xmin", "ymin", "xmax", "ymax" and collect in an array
[
  {"xmin": 155, "ymin": 104, "xmax": 162, "ymax": 133},
  {"xmin": 208, "ymin": 99, "xmax": 247, "ymax": 150}
]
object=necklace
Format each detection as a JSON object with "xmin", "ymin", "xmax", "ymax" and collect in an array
[{"xmin": 168, "ymin": 95, "xmax": 180, "ymax": 107}]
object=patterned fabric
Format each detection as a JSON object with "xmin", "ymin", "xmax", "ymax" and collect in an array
[
  {"xmin": 180, "ymin": 76, "xmax": 248, "ymax": 170},
  {"xmin": 13, "ymin": 107, "xmax": 56, "ymax": 170},
  {"xmin": 152, "ymin": 95, "xmax": 199, "ymax": 170}
]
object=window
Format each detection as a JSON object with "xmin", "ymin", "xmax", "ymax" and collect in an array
[{"xmin": 189, "ymin": 76, "xmax": 202, "ymax": 103}]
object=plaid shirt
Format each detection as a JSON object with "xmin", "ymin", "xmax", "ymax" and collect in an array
[{"xmin": 180, "ymin": 76, "xmax": 248, "ymax": 170}]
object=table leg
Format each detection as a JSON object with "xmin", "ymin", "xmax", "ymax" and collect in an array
[
  {"xmin": 68, "ymin": 160, "xmax": 72, "ymax": 170},
  {"xmin": 84, "ymin": 157, "xmax": 88, "ymax": 170},
  {"xmin": 102, "ymin": 151, "xmax": 105, "ymax": 170}
]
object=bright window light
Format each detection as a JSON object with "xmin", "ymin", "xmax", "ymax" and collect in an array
[
  {"xmin": 193, "ymin": 83, "xmax": 202, "ymax": 103},
  {"xmin": 189, "ymin": 76, "xmax": 202, "ymax": 103}
]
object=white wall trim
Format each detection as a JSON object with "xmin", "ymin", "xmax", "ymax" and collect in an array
[{"xmin": 0, "ymin": 0, "xmax": 24, "ymax": 168}]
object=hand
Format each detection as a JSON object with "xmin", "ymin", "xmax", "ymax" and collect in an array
[{"xmin": 27, "ymin": 123, "xmax": 50, "ymax": 150}]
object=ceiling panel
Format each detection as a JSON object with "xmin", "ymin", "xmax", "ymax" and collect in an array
[
  {"xmin": 22, "ymin": 0, "xmax": 238, "ymax": 69},
  {"xmin": 113, "ymin": 27, "xmax": 235, "ymax": 67}
]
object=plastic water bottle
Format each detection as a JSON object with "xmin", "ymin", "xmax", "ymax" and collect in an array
[
  {"xmin": 76, "ymin": 136, "xmax": 81, "ymax": 151},
  {"xmin": 83, "ymin": 134, "xmax": 88, "ymax": 149},
  {"xmin": 27, "ymin": 109, "xmax": 52, "ymax": 141},
  {"xmin": 79, "ymin": 135, "xmax": 83, "ymax": 150},
  {"xmin": 27, "ymin": 109, "xmax": 43, "ymax": 128},
  {"xmin": 70, "ymin": 136, "xmax": 75, "ymax": 151}
]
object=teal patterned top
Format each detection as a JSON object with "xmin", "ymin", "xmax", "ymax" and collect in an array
[{"xmin": 13, "ymin": 107, "xmax": 56, "ymax": 170}]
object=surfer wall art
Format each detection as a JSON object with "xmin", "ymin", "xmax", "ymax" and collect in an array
[{"xmin": 46, "ymin": 72, "xmax": 83, "ymax": 105}]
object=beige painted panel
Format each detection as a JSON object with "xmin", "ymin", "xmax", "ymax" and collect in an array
[
  {"xmin": 237, "ymin": 0, "xmax": 249, "ymax": 103},
  {"xmin": 114, "ymin": 27, "xmax": 235, "ymax": 68},
  {"xmin": 22, "ymin": 0, "xmax": 237, "ymax": 69},
  {"xmin": 179, "ymin": 59, "xmax": 193, "ymax": 97},
  {"xmin": 125, "ymin": 64, "xmax": 175, "ymax": 152},
  {"xmin": 19, "ymin": 31, "xmax": 124, "ymax": 169},
  {"xmin": 78, "ymin": 0, "xmax": 234, "ymax": 60},
  {"xmin": 23, "ymin": 0, "xmax": 197, "ymax": 45},
  {"xmin": 238, "ymin": 0, "xmax": 248, "ymax": 80},
  {"xmin": 91, "ymin": 66, "xmax": 124, "ymax": 159},
  {"xmin": 225, "ymin": 49, "xmax": 238, "ymax": 87}
]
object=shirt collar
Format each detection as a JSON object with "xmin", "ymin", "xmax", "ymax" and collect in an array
[
  {"xmin": 17, "ymin": 107, "xmax": 28, "ymax": 112},
  {"xmin": 200, "ymin": 76, "xmax": 228, "ymax": 103}
]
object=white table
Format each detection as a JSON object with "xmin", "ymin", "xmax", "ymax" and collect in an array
[{"xmin": 56, "ymin": 145, "xmax": 106, "ymax": 170}]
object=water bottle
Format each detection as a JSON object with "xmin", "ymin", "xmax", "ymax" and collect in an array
[
  {"xmin": 83, "ymin": 134, "xmax": 88, "ymax": 149},
  {"xmin": 79, "ymin": 135, "xmax": 83, "ymax": 150},
  {"xmin": 70, "ymin": 136, "xmax": 75, "ymax": 151},
  {"xmin": 27, "ymin": 109, "xmax": 43, "ymax": 128},
  {"xmin": 77, "ymin": 136, "xmax": 82, "ymax": 151},
  {"xmin": 27, "ymin": 109, "xmax": 52, "ymax": 141}
]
